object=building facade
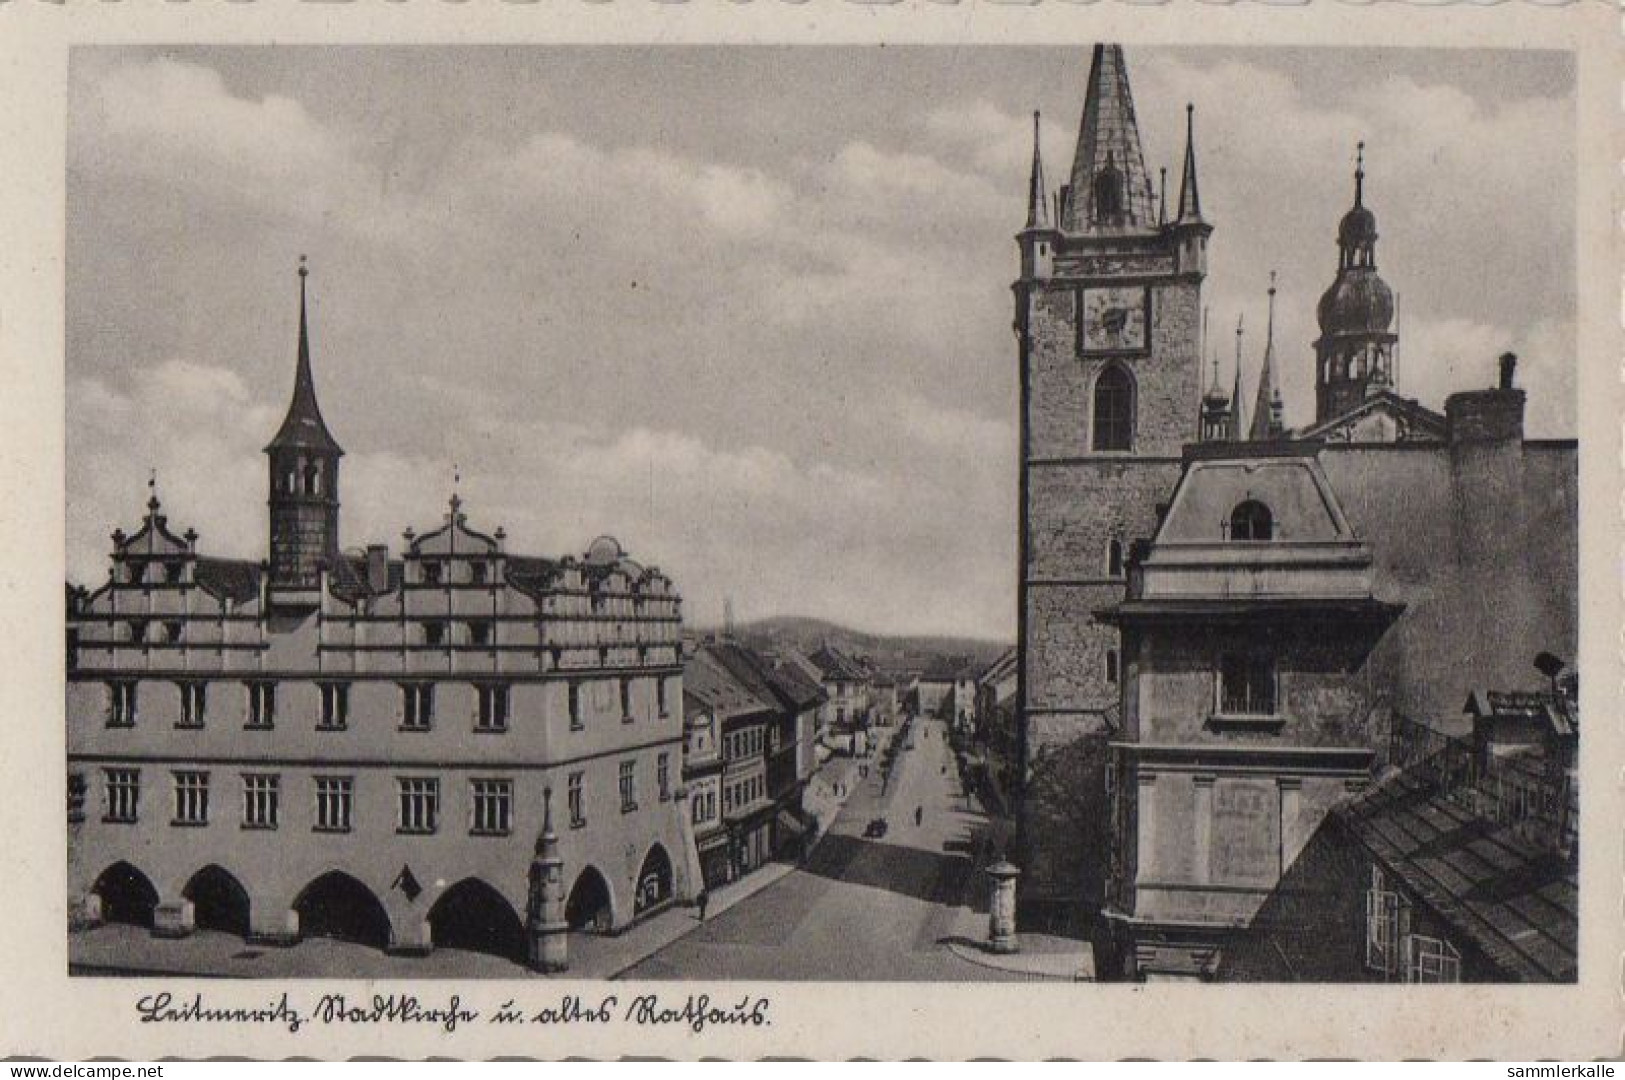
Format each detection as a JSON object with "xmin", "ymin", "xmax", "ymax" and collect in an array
[{"xmin": 67, "ymin": 266, "xmax": 691, "ymax": 962}]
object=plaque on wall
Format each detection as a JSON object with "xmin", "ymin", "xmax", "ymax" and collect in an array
[{"xmin": 1078, "ymin": 284, "xmax": 1151, "ymax": 355}]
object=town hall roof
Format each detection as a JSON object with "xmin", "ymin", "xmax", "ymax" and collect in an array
[{"xmin": 265, "ymin": 259, "xmax": 343, "ymax": 457}]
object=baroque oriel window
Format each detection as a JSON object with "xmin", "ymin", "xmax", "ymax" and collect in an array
[{"xmin": 1091, "ymin": 365, "xmax": 1135, "ymax": 452}]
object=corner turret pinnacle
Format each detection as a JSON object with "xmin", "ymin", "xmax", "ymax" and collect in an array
[
  {"xmin": 1176, "ymin": 103, "xmax": 1203, "ymax": 224},
  {"xmin": 1025, "ymin": 111, "xmax": 1051, "ymax": 231}
]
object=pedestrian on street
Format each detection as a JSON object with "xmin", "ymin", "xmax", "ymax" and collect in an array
[{"xmin": 697, "ymin": 889, "xmax": 710, "ymax": 922}]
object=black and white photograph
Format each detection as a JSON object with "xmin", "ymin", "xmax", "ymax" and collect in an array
[{"xmin": 59, "ymin": 38, "xmax": 1583, "ymax": 988}]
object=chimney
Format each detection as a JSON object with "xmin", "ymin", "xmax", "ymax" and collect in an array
[
  {"xmin": 1446, "ymin": 353, "xmax": 1526, "ymax": 445},
  {"xmin": 366, "ymin": 544, "xmax": 390, "ymax": 593}
]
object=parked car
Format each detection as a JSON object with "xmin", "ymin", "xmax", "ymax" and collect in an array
[{"xmin": 863, "ymin": 818, "xmax": 888, "ymax": 839}]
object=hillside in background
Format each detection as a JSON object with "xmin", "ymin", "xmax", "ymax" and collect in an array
[{"xmin": 700, "ymin": 616, "xmax": 1011, "ymax": 677}]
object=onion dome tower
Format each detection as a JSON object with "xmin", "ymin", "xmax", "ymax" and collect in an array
[
  {"xmin": 1314, "ymin": 144, "xmax": 1398, "ymax": 425},
  {"xmin": 265, "ymin": 257, "xmax": 343, "ymax": 602}
]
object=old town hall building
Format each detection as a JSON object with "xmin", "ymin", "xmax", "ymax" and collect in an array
[
  {"xmin": 1014, "ymin": 44, "xmax": 1577, "ymax": 977},
  {"xmin": 67, "ymin": 262, "xmax": 692, "ymax": 964}
]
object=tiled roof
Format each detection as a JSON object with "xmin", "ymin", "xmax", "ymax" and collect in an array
[
  {"xmin": 326, "ymin": 553, "xmax": 404, "ymax": 602},
  {"xmin": 684, "ymin": 648, "xmax": 775, "ymax": 720},
  {"xmin": 1334, "ymin": 769, "xmax": 1577, "ymax": 982},
  {"xmin": 707, "ymin": 642, "xmax": 794, "ymax": 712},
  {"xmin": 768, "ymin": 659, "xmax": 827, "ymax": 709},
  {"xmin": 807, "ymin": 645, "xmax": 867, "ymax": 682},
  {"xmin": 193, "ymin": 558, "xmax": 261, "ymax": 604}
]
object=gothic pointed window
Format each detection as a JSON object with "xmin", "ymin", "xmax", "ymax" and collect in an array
[
  {"xmin": 1094, "ymin": 164, "xmax": 1123, "ymax": 221},
  {"xmin": 1092, "ymin": 365, "xmax": 1135, "ymax": 451}
]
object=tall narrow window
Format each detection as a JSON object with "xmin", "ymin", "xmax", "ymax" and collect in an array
[
  {"xmin": 1093, "ymin": 163, "xmax": 1123, "ymax": 220},
  {"xmin": 1091, "ymin": 365, "xmax": 1134, "ymax": 451},
  {"xmin": 104, "ymin": 768, "xmax": 140, "ymax": 823},
  {"xmin": 315, "ymin": 776, "xmax": 354, "ymax": 832},
  {"xmin": 396, "ymin": 777, "xmax": 440, "ymax": 834},
  {"xmin": 620, "ymin": 679, "xmax": 634, "ymax": 723},
  {"xmin": 401, "ymin": 684, "xmax": 434, "ymax": 730},
  {"xmin": 246, "ymin": 682, "xmax": 276, "ymax": 729},
  {"xmin": 1105, "ymin": 649, "xmax": 1119, "ymax": 686},
  {"xmin": 176, "ymin": 682, "xmax": 208, "ymax": 728},
  {"xmin": 658, "ymin": 753, "xmax": 671, "ymax": 801},
  {"xmin": 1229, "ymin": 500, "xmax": 1274, "ymax": 542},
  {"xmin": 67, "ymin": 772, "xmax": 87, "ymax": 824},
  {"xmin": 107, "ymin": 682, "xmax": 138, "ymax": 728},
  {"xmin": 476, "ymin": 684, "xmax": 509, "ymax": 732},
  {"xmin": 319, "ymin": 683, "xmax": 349, "ymax": 731},
  {"xmin": 656, "ymin": 677, "xmax": 669, "ymax": 718},
  {"xmin": 1107, "ymin": 538, "xmax": 1125, "ymax": 579},
  {"xmin": 567, "ymin": 771, "xmax": 585, "ymax": 827},
  {"xmin": 470, "ymin": 778, "xmax": 513, "ymax": 836},
  {"xmin": 242, "ymin": 773, "xmax": 280, "ymax": 830},
  {"xmin": 619, "ymin": 760, "xmax": 637, "ymax": 813},
  {"xmin": 568, "ymin": 682, "xmax": 584, "ymax": 730},
  {"xmin": 172, "ymin": 771, "xmax": 210, "ymax": 826}
]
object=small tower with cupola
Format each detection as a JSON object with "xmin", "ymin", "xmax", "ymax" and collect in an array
[{"xmin": 1314, "ymin": 145, "xmax": 1399, "ymax": 425}]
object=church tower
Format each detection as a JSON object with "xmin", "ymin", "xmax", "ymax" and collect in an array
[
  {"xmin": 1015, "ymin": 44, "xmax": 1210, "ymax": 912},
  {"xmin": 265, "ymin": 257, "xmax": 343, "ymax": 602},
  {"xmin": 1314, "ymin": 145, "xmax": 1397, "ymax": 424}
]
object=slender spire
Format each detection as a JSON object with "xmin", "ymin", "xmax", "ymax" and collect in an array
[
  {"xmin": 1025, "ymin": 111, "xmax": 1050, "ymax": 230},
  {"xmin": 266, "ymin": 256, "xmax": 343, "ymax": 456},
  {"xmin": 1229, "ymin": 314, "xmax": 1247, "ymax": 441},
  {"xmin": 1063, "ymin": 44, "xmax": 1156, "ymax": 234},
  {"xmin": 1176, "ymin": 103, "xmax": 1203, "ymax": 223},
  {"xmin": 1354, "ymin": 140, "xmax": 1365, "ymax": 209},
  {"xmin": 1250, "ymin": 273, "xmax": 1280, "ymax": 441}
]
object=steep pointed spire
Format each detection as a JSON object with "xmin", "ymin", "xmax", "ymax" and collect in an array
[
  {"xmin": 1025, "ymin": 111, "xmax": 1050, "ymax": 230},
  {"xmin": 1176, "ymin": 103, "xmax": 1204, "ymax": 224},
  {"xmin": 1250, "ymin": 273, "xmax": 1281, "ymax": 441},
  {"xmin": 266, "ymin": 256, "xmax": 343, "ymax": 456},
  {"xmin": 1229, "ymin": 314, "xmax": 1247, "ymax": 441},
  {"xmin": 1063, "ymin": 44, "xmax": 1156, "ymax": 234}
]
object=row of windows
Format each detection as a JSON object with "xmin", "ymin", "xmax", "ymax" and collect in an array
[
  {"xmin": 1098, "ymin": 652, "xmax": 1278, "ymax": 717},
  {"xmin": 103, "ymin": 677, "xmax": 671, "ymax": 732},
  {"xmin": 691, "ymin": 788, "xmax": 718, "ymax": 826},
  {"xmin": 723, "ymin": 774, "xmax": 765, "ymax": 816},
  {"xmin": 722, "ymin": 727, "xmax": 764, "ymax": 761},
  {"xmin": 82, "ymin": 757, "xmax": 673, "ymax": 834}
]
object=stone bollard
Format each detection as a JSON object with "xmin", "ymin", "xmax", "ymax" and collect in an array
[{"xmin": 985, "ymin": 860, "xmax": 1021, "ymax": 955}]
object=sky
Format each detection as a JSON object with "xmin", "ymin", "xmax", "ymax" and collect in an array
[{"xmin": 65, "ymin": 44, "xmax": 1576, "ymax": 641}]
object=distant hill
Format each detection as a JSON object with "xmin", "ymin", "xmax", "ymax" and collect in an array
[{"xmin": 703, "ymin": 616, "xmax": 1011, "ymax": 677}]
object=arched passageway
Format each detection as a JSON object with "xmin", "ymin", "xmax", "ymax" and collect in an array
[
  {"xmin": 91, "ymin": 862, "xmax": 158, "ymax": 928},
  {"xmin": 634, "ymin": 844, "xmax": 674, "ymax": 916},
  {"xmin": 293, "ymin": 871, "xmax": 391, "ymax": 949},
  {"xmin": 183, "ymin": 865, "xmax": 250, "ymax": 937},
  {"xmin": 428, "ymin": 878, "xmax": 526, "ymax": 962},
  {"xmin": 564, "ymin": 866, "xmax": 614, "ymax": 933}
]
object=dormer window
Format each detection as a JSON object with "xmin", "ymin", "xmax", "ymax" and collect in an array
[{"xmin": 1229, "ymin": 500, "xmax": 1274, "ymax": 542}]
